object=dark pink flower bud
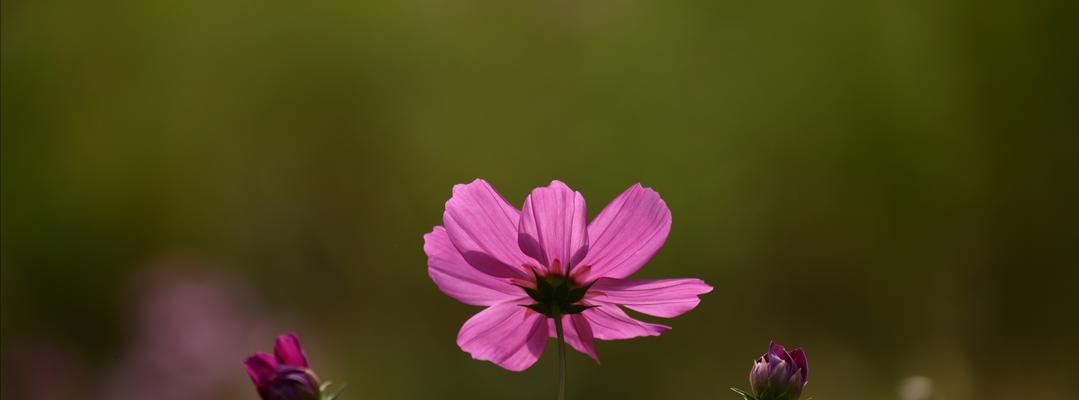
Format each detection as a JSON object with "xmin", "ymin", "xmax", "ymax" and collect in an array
[
  {"xmin": 748, "ymin": 341, "xmax": 808, "ymax": 400},
  {"xmin": 244, "ymin": 334, "xmax": 322, "ymax": 400}
]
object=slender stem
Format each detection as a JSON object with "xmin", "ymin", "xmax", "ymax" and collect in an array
[{"xmin": 553, "ymin": 313, "xmax": 566, "ymax": 400}]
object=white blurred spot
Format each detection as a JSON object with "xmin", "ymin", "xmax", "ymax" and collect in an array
[{"xmin": 899, "ymin": 376, "xmax": 933, "ymax": 400}]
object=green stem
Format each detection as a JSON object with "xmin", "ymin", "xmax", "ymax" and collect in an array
[{"xmin": 553, "ymin": 313, "xmax": 566, "ymax": 400}]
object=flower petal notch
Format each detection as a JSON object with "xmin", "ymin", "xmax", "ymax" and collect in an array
[{"xmin": 425, "ymin": 179, "xmax": 712, "ymax": 371}]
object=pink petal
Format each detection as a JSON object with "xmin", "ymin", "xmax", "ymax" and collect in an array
[
  {"xmin": 768, "ymin": 340, "xmax": 786, "ymax": 356},
  {"xmin": 547, "ymin": 314, "xmax": 599, "ymax": 362},
  {"xmin": 581, "ymin": 304, "xmax": 670, "ymax": 340},
  {"xmin": 518, "ymin": 181, "xmax": 588, "ymax": 275},
  {"xmin": 790, "ymin": 347, "xmax": 809, "ymax": 382},
  {"xmin": 456, "ymin": 302, "xmax": 549, "ymax": 371},
  {"xmin": 274, "ymin": 333, "xmax": 308, "ymax": 368},
  {"xmin": 590, "ymin": 277, "xmax": 713, "ymax": 317},
  {"xmin": 244, "ymin": 352, "xmax": 277, "ymax": 387},
  {"xmin": 443, "ymin": 179, "xmax": 536, "ymax": 280},
  {"xmin": 425, "ymin": 227, "xmax": 524, "ymax": 306},
  {"xmin": 578, "ymin": 183, "xmax": 672, "ymax": 281}
]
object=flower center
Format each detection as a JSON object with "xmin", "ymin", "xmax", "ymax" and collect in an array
[{"xmin": 518, "ymin": 269, "xmax": 595, "ymax": 318}]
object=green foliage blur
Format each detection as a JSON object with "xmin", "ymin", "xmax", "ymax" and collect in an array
[{"xmin": 2, "ymin": 0, "xmax": 1077, "ymax": 399}]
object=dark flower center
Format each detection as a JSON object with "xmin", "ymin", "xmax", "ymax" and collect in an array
[{"xmin": 518, "ymin": 269, "xmax": 595, "ymax": 318}]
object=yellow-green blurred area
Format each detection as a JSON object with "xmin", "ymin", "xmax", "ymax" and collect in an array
[{"xmin": 2, "ymin": 0, "xmax": 1077, "ymax": 399}]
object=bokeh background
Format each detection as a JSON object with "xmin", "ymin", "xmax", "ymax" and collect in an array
[{"xmin": 2, "ymin": 0, "xmax": 1077, "ymax": 399}]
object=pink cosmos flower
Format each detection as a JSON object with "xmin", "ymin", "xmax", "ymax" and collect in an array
[
  {"xmin": 107, "ymin": 263, "xmax": 283, "ymax": 400},
  {"xmin": 245, "ymin": 334, "xmax": 322, "ymax": 400},
  {"xmin": 425, "ymin": 179, "xmax": 713, "ymax": 371}
]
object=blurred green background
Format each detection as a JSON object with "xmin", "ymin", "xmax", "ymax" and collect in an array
[{"xmin": 2, "ymin": 0, "xmax": 1077, "ymax": 399}]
